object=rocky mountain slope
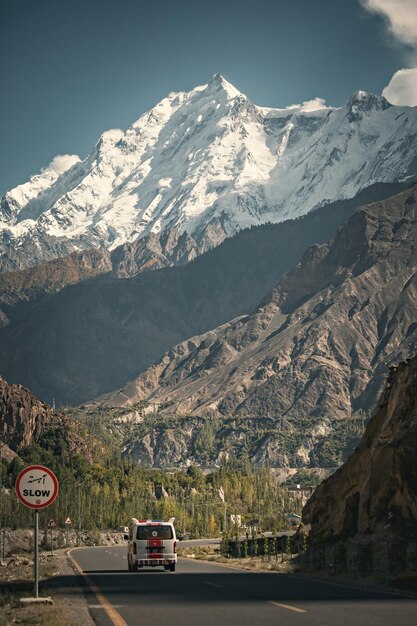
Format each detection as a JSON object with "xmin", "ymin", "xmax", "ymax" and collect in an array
[
  {"xmin": 302, "ymin": 354, "xmax": 417, "ymax": 542},
  {"xmin": 0, "ymin": 220, "xmax": 200, "ymax": 277},
  {"xmin": 1, "ymin": 183, "xmax": 399, "ymax": 406},
  {"xmin": 1, "ymin": 75, "xmax": 417, "ymax": 270},
  {"xmin": 0, "ymin": 228, "xmax": 200, "ymax": 325},
  {"xmin": 0, "ymin": 377, "xmax": 88, "ymax": 461},
  {"xmin": 99, "ymin": 185, "xmax": 417, "ymax": 467},
  {"xmin": 0, "ymin": 249, "xmax": 111, "ymax": 305},
  {"xmin": 0, "ymin": 182, "xmax": 403, "ymax": 320}
]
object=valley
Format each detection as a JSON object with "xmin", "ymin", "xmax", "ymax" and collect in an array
[
  {"xmin": 1, "ymin": 184, "xmax": 417, "ymax": 472},
  {"xmin": 92, "ymin": 185, "xmax": 417, "ymax": 468},
  {"xmin": 1, "ymin": 75, "xmax": 417, "ymax": 502},
  {"xmin": 3, "ymin": 5, "xmax": 417, "ymax": 624}
]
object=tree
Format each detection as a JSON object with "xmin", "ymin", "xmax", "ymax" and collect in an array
[{"xmin": 186, "ymin": 465, "xmax": 205, "ymax": 483}]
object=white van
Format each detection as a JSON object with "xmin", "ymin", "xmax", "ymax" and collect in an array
[{"xmin": 126, "ymin": 518, "xmax": 177, "ymax": 572}]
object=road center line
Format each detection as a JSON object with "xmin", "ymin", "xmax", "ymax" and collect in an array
[
  {"xmin": 269, "ymin": 601, "xmax": 307, "ymax": 613},
  {"xmin": 204, "ymin": 581, "xmax": 223, "ymax": 588},
  {"xmin": 69, "ymin": 550, "xmax": 128, "ymax": 626}
]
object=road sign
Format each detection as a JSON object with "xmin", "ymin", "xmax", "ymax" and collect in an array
[
  {"xmin": 15, "ymin": 465, "xmax": 59, "ymax": 600},
  {"xmin": 47, "ymin": 519, "xmax": 56, "ymax": 528},
  {"xmin": 65, "ymin": 517, "xmax": 72, "ymax": 525},
  {"xmin": 15, "ymin": 465, "xmax": 59, "ymax": 510}
]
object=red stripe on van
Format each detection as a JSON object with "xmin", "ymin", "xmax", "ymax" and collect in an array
[{"xmin": 147, "ymin": 538, "xmax": 163, "ymax": 558}]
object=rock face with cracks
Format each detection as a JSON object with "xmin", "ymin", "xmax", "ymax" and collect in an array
[
  {"xmin": 302, "ymin": 354, "xmax": 417, "ymax": 541},
  {"xmin": 0, "ymin": 377, "xmax": 89, "ymax": 460}
]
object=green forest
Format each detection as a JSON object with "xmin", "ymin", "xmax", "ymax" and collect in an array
[
  {"xmin": 1, "ymin": 400, "xmax": 364, "ymax": 537},
  {"xmin": 2, "ymin": 434, "xmax": 306, "ymax": 537}
]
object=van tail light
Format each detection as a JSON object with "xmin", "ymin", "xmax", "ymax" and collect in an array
[
  {"xmin": 133, "ymin": 543, "xmax": 137, "ymax": 555},
  {"xmin": 174, "ymin": 541, "xmax": 177, "ymax": 553}
]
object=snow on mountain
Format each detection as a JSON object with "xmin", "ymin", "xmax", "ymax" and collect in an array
[
  {"xmin": 1, "ymin": 154, "xmax": 81, "ymax": 228},
  {"xmin": 1, "ymin": 74, "xmax": 417, "ymax": 267}
]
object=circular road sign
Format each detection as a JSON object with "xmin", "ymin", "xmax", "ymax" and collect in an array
[{"xmin": 15, "ymin": 465, "xmax": 59, "ymax": 510}]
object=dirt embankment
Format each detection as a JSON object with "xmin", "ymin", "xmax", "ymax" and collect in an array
[
  {"xmin": 0, "ymin": 528, "xmax": 126, "ymax": 558},
  {"xmin": 0, "ymin": 550, "xmax": 95, "ymax": 626},
  {"xmin": 0, "ymin": 529, "xmax": 126, "ymax": 625}
]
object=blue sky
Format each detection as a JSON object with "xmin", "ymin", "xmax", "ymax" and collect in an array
[{"xmin": 0, "ymin": 0, "xmax": 414, "ymax": 193}]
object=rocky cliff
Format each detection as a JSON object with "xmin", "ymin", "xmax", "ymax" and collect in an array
[
  {"xmin": 302, "ymin": 355, "xmax": 417, "ymax": 541},
  {"xmin": 0, "ymin": 377, "xmax": 89, "ymax": 459}
]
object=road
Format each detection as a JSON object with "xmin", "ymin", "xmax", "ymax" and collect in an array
[{"xmin": 70, "ymin": 545, "xmax": 417, "ymax": 626}]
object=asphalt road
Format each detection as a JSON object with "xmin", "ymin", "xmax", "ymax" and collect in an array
[{"xmin": 70, "ymin": 545, "xmax": 417, "ymax": 626}]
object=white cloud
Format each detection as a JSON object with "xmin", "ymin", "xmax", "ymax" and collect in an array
[
  {"xmin": 361, "ymin": 1, "xmax": 417, "ymax": 107},
  {"xmin": 382, "ymin": 67, "xmax": 417, "ymax": 105},
  {"xmin": 44, "ymin": 154, "xmax": 81, "ymax": 174},
  {"xmin": 285, "ymin": 97, "xmax": 330, "ymax": 112},
  {"xmin": 360, "ymin": 0, "xmax": 417, "ymax": 46},
  {"xmin": 299, "ymin": 97, "xmax": 330, "ymax": 112}
]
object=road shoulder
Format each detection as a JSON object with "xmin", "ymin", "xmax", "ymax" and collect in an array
[{"xmin": 0, "ymin": 550, "xmax": 95, "ymax": 626}]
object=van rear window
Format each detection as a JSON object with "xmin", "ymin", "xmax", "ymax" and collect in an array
[{"xmin": 136, "ymin": 525, "xmax": 173, "ymax": 540}]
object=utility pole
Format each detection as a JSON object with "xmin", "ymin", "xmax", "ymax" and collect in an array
[
  {"xmin": 0, "ymin": 442, "xmax": 6, "ymax": 559},
  {"xmin": 218, "ymin": 486, "xmax": 226, "ymax": 534},
  {"xmin": 78, "ymin": 488, "xmax": 82, "ymax": 546},
  {"xmin": 76, "ymin": 478, "xmax": 89, "ymax": 546},
  {"xmin": 181, "ymin": 494, "xmax": 186, "ymax": 535}
]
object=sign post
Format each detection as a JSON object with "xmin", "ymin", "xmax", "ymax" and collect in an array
[
  {"xmin": 15, "ymin": 465, "xmax": 59, "ymax": 598},
  {"xmin": 47, "ymin": 519, "xmax": 56, "ymax": 555},
  {"xmin": 65, "ymin": 517, "xmax": 72, "ymax": 547},
  {"xmin": 35, "ymin": 509, "xmax": 39, "ymax": 596}
]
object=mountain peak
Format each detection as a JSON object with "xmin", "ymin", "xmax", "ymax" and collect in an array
[
  {"xmin": 1, "ymin": 75, "xmax": 416, "ymax": 271},
  {"xmin": 351, "ymin": 89, "xmax": 371, "ymax": 100},
  {"xmin": 206, "ymin": 73, "xmax": 243, "ymax": 99},
  {"xmin": 346, "ymin": 90, "xmax": 391, "ymax": 119}
]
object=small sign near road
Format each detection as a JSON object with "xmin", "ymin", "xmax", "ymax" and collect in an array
[
  {"xmin": 65, "ymin": 517, "xmax": 72, "ymax": 525},
  {"xmin": 15, "ymin": 465, "xmax": 59, "ymax": 510},
  {"xmin": 47, "ymin": 519, "xmax": 56, "ymax": 528}
]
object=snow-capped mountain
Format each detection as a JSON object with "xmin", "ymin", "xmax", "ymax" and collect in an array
[{"xmin": 2, "ymin": 74, "xmax": 417, "ymax": 269}]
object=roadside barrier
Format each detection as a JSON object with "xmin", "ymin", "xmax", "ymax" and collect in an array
[
  {"xmin": 221, "ymin": 534, "xmax": 300, "ymax": 562},
  {"xmin": 221, "ymin": 535, "xmax": 416, "ymax": 577}
]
